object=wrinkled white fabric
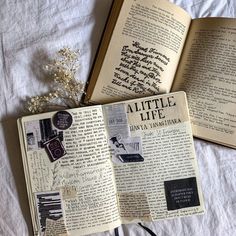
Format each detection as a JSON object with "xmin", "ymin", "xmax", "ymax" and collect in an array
[{"xmin": 0, "ymin": 0, "xmax": 235, "ymax": 235}]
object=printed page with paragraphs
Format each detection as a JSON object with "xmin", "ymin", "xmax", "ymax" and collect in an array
[
  {"xmin": 172, "ymin": 18, "xmax": 236, "ymax": 148},
  {"xmin": 103, "ymin": 92, "xmax": 205, "ymax": 223},
  {"xmin": 86, "ymin": 0, "xmax": 191, "ymax": 104},
  {"xmin": 18, "ymin": 106, "xmax": 121, "ymax": 236}
]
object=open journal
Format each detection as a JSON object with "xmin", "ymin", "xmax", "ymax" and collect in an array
[
  {"xmin": 18, "ymin": 92, "xmax": 204, "ymax": 236},
  {"xmin": 85, "ymin": 0, "xmax": 236, "ymax": 148}
]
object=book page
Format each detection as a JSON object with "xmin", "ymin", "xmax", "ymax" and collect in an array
[
  {"xmin": 103, "ymin": 92, "xmax": 204, "ymax": 223},
  {"xmin": 86, "ymin": 0, "xmax": 191, "ymax": 104},
  {"xmin": 172, "ymin": 18, "xmax": 236, "ymax": 148},
  {"xmin": 18, "ymin": 106, "xmax": 121, "ymax": 236}
]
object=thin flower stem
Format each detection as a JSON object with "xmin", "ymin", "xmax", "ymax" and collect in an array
[{"xmin": 27, "ymin": 47, "xmax": 84, "ymax": 114}]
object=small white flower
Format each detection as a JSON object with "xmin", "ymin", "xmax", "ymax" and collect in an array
[{"xmin": 27, "ymin": 47, "xmax": 84, "ymax": 113}]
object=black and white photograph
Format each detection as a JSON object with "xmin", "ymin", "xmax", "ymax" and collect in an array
[
  {"xmin": 110, "ymin": 136, "xmax": 144, "ymax": 164},
  {"xmin": 24, "ymin": 118, "xmax": 64, "ymax": 151}
]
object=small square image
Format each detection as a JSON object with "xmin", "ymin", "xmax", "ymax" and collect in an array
[
  {"xmin": 44, "ymin": 137, "xmax": 67, "ymax": 162},
  {"xmin": 164, "ymin": 177, "xmax": 200, "ymax": 211},
  {"xmin": 24, "ymin": 118, "xmax": 64, "ymax": 151}
]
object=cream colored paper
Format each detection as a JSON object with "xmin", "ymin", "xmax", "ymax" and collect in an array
[
  {"xmin": 87, "ymin": 0, "xmax": 191, "ymax": 103},
  {"xmin": 18, "ymin": 106, "xmax": 121, "ymax": 236},
  {"xmin": 18, "ymin": 92, "xmax": 205, "ymax": 235},
  {"xmin": 172, "ymin": 18, "xmax": 236, "ymax": 148},
  {"xmin": 105, "ymin": 92, "xmax": 205, "ymax": 223}
]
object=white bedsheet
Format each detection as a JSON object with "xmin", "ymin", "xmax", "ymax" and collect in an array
[{"xmin": 0, "ymin": 0, "xmax": 235, "ymax": 235}]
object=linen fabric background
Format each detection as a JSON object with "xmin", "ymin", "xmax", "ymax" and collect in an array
[{"xmin": 0, "ymin": 0, "xmax": 235, "ymax": 235}]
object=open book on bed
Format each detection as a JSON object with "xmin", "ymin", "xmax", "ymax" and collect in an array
[
  {"xmin": 85, "ymin": 0, "xmax": 236, "ymax": 148},
  {"xmin": 18, "ymin": 92, "xmax": 204, "ymax": 236}
]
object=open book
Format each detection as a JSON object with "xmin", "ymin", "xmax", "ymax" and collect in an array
[
  {"xmin": 85, "ymin": 0, "xmax": 236, "ymax": 148},
  {"xmin": 18, "ymin": 92, "xmax": 204, "ymax": 236}
]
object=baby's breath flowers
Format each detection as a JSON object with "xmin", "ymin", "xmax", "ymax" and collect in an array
[{"xmin": 27, "ymin": 47, "xmax": 85, "ymax": 113}]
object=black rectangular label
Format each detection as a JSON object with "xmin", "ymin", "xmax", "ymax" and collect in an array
[{"xmin": 164, "ymin": 177, "xmax": 200, "ymax": 211}]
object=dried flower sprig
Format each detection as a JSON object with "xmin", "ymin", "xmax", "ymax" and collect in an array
[{"xmin": 27, "ymin": 47, "xmax": 85, "ymax": 113}]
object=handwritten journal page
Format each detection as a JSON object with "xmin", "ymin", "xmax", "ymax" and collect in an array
[
  {"xmin": 86, "ymin": 0, "xmax": 191, "ymax": 104},
  {"xmin": 18, "ymin": 106, "xmax": 121, "ymax": 236},
  {"xmin": 103, "ymin": 92, "xmax": 204, "ymax": 222}
]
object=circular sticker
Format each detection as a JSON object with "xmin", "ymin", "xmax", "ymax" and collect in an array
[{"xmin": 52, "ymin": 111, "xmax": 73, "ymax": 130}]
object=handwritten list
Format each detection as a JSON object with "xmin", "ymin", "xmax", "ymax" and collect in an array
[{"xmin": 112, "ymin": 41, "xmax": 170, "ymax": 95}]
